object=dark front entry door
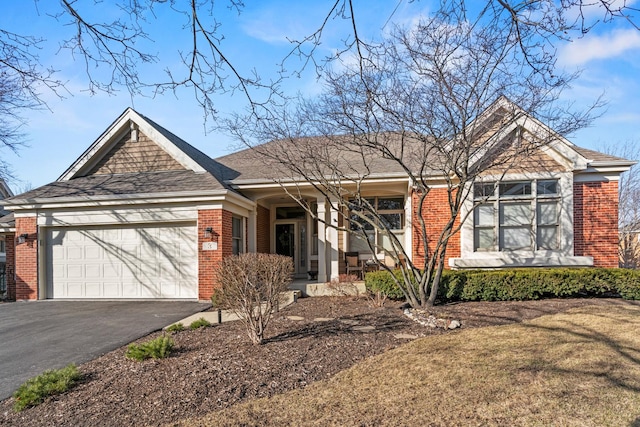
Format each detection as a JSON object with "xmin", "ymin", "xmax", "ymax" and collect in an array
[{"xmin": 275, "ymin": 224, "xmax": 295, "ymax": 258}]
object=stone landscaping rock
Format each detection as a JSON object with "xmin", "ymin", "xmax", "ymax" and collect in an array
[
  {"xmin": 403, "ymin": 308, "xmax": 461, "ymax": 330},
  {"xmin": 286, "ymin": 315, "xmax": 305, "ymax": 321},
  {"xmin": 339, "ymin": 319, "xmax": 360, "ymax": 325}
]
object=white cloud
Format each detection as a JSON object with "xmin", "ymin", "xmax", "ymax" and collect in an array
[{"xmin": 559, "ymin": 28, "xmax": 640, "ymax": 66}]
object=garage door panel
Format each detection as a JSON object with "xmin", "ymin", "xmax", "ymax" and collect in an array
[
  {"xmin": 47, "ymin": 224, "xmax": 197, "ymax": 299},
  {"xmin": 85, "ymin": 282, "xmax": 102, "ymax": 297}
]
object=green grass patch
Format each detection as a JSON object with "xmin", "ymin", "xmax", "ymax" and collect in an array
[
  {"xmin": 125, "ymin": 335, "xmax": 174, "ymax": 361},
  {"xmin": 13, "ymin": 364, "xmax": 81, "ymax": 412},
  {"xmin": 180, "ymin": 303, "xmax": 640, "ymax": 426},
  {"xmin": 189, "ymin": 318, "xmax": 211, "ymax": 330}
]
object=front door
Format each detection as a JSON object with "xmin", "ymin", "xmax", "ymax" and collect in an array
[{"xmin": 275, "ymin": 222, "xmax": 307, "ymax": 277}]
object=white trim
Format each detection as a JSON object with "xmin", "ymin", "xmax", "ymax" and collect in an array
[
  {"xmin": 449, "ymin": 255, "xmax": 594, "ymax": 269},
  {"xmin": 6, "ymin": 189, "xmax": 256, "ymax": 212}
]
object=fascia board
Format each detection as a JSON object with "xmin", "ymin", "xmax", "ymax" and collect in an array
[{"xmin": 5, "ymin": 190, "xmax": 244, "ymax": 210}]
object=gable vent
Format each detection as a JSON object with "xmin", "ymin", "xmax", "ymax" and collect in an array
[{"xmin": 130, "ymin": 121, "xmax": 139, "ymax": 142}]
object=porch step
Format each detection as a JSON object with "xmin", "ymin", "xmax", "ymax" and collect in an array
[{"xmin": 289, "ymin": 280, "xmax": 366, "ymax": 297}]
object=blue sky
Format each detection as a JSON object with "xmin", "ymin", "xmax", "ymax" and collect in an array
[{"xmin": 1, "ymin": 0, "xmax": 639, "ymax": 191}]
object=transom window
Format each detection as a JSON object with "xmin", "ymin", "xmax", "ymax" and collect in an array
[
  {"xmin": 473, "ymin": 179, "xmax": 560, "ymax": 251},
  {"xmin": 349, "ymin": 196, "xmax": 405, "ymax": 254}
]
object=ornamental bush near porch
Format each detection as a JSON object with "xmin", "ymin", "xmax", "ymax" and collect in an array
[{"xmin": 365, "ymin": 268, "xmax": 640, "ymax": 303}]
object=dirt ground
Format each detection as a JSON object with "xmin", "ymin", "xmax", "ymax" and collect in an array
[{"xmin": 0, "ymin": 296, "xmax": 631, "ymax": 427}]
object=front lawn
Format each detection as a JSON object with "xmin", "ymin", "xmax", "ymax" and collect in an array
[
  {"xmin": 182, "ymin": 303, "xmax": 640, "ymax": 427},
  {"xmin": 1, "ymin": 297, "xmax": 637, "ymax": 426}
]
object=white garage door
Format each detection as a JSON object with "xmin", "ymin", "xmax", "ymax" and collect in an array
[{"xmin": 46, "ymin": 224, "xmax": 198, "ymax": 299}]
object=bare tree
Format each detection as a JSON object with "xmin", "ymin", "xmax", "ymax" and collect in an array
[
  {"xmin": 2, "ymin": 1, "xmax": 638, "ymax": 122},
  {"xmin": 228, "ymin": 2, "xmax": 597, "ymax": 308}
]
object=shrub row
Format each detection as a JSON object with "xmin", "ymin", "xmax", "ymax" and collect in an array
[{"xmin": 365, "ymin": 268, "xmax": 640, "ymax": 302}]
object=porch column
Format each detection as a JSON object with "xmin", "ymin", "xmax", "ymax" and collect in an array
[
  {"xmin": 327, "ymin": 198, "xmax": 340, "ymax": 281},
  {"xmin": 316, "ymin": 198, "xmax": 327, "ymax": 282},
  {"xmin": 247, "ymin": 209, "xmax": 257, "ymax": 253}
]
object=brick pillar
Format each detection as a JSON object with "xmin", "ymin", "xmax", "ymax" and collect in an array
[
  {"xmin": 256, "ymin": 205, "xmax": 271, "ymax": 254},
  {"xmin": 198, "ymin": 209, "xmax": 233, "ymax": 300},
  {"xmin": 5, "ymin": 232, "xmax": 15, "ymax": 301},
  {"xmin": 574, "ymin": 181, "xmax": 619, "ymax": 268},
  {"xmin": 15, "ymin": 217, "xmax": 38, "ymax": 300},
  {"xmin": 412, "ymin": 189, "xmax": 461, "ymax": 268}
]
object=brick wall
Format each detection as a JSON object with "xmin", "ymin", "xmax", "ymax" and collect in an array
[
  {"xmin": 5, "ymin": 232, "xmax": 15, "ymax": 300},
  {"xmin": 15, "ymin": 217, "xmax": 38, "ymax": 300},
  {"xmin": 412, "ymin": 189, "xmax": 461, "ymax": 268},
  {"xmin": 198, "ymin": 209, "xmax": 233, "ymax": 300},
  {"xmin": 574, "ymin": 181, "xmax": 619, "ymax": 268},
  {"xmin": 256, "ymin": 205, "xmax": 270, "ymax": 254}
]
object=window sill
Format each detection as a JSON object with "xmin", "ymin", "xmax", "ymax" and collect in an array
[{"xmin": 449, "ymin": 255, "xmax": 594, "ymax": 269}]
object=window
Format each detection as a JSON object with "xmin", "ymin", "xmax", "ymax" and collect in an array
[
  {"xmin": 349, "ymin": 196, "xmax": 405, "ymax": 254},
  {"xmin": 473, "ymin": 179, "xmax": 559, "ymax": 251},
  {"xmin": 0, "ymin": 237, "xmax": 4, "ymax": 253},
  {"xmin": 232, "ymin": 217, "xmax": 244, "ymax": 255}
]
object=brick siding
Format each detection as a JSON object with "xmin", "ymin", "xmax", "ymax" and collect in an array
[
  {"xmin": 198, "ymin": 209, "xmax": 233, "ymax": 300},
  {"xmin": 256, "ymin": 205, "xmax": 270, "ymax": 254},
  {"xmin": 573, "ymin": 181, "xmax": 619, "ymax": 268},
  {"xmin": 14, "ymin": 217, "xmax": 38, "ymax": 300},
  {"xmin": 412, "ymin": 189, "xmax": 461, "ymax": 268}
]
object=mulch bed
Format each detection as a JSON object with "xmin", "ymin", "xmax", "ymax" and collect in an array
[{"xmin": 0, "ymin": 296, "xmax": 631, "ymax": 427}]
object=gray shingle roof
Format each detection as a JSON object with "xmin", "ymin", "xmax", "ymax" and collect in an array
[
  {"xmin": 572, "ymin": 146, "xmax": 632, "ymax": 164},
  {"xmin": 7, "ymin": 170, "xmax": 226, "ymax": 202}
]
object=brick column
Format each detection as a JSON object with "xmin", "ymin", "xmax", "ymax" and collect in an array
[
  {"xmin": 412, "ymin": 189, "xmax": 461, "ymax": 268},
  {"xmin": 15, "ymin": 217, "xmax": 38, "ymax": 300},
  {"xmin": 198, "ymin": 209, "xmax": 233, "ymax": 300},
  {"xmin": 574, "ymin": 181, "xmax": 619, "ymax": 268}
]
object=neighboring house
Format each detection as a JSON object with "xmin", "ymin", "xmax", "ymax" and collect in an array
[
  {"xmin": 0, "ymin": 179, "xmax": 15, "ymax": 298},
  {"xmin": 0, "ymin": 105, "xmax": 633, "ymax": 301}
]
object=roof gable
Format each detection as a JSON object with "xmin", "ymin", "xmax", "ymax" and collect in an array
[
  {"xmin": 59, "ymin": 108, "xmax": 207, "ymax": 181},
  {"xmin": 84, "ymin": 128, "xmax": 187, "ymax": 175}
]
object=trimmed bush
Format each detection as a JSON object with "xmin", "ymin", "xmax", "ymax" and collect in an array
[
  {"xmin": 126, "ymin": 335, "xmax": 174, "ymax": 361},
  {"xmin": 189, "ymin": 318, "xmax": 211, "ymax": 330},
  {"xmin": 13, "ymin": 364, "xmax": 81, "ymax": 412},
  {"xmin": 365, "ymin": 268, "xmax": 640, "ymax": 303}
]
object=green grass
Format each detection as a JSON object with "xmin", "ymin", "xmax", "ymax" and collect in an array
[
  {"xmin": 180, "ymin": 303, "xmax": 640, "ymax": 426},
  {"xmin": 13, "ymin": 364, "xmax": 81, "ymax": 412},
  {"xmin": 125, "ymin": 335, "xmax": 174, "ymax": 361}
]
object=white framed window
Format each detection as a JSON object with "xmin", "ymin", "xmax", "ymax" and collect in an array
[
  {"xmin": 473, "ymin": 179, "xmax": 559, "ymax": 252},
  {"xmin": 349, "ymin": 196, "xmax": 405, "ymax": 254},
  {"xmin": 232, "ymin": 216, "xmax": 244, "ymax": 255}
]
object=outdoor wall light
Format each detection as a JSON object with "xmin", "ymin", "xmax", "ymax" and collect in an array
[
  {"xmin": 204, "ymin": 227, "xmax": 214, "ymax": 239},
  {"xmin": 18, "ymin": 233, "xmax": 29, "ymax": 244}
]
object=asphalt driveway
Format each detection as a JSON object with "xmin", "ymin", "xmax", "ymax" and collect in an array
[{"xmin": 0, "ymin": 300, "xmax": 209, "ymax": 401}]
